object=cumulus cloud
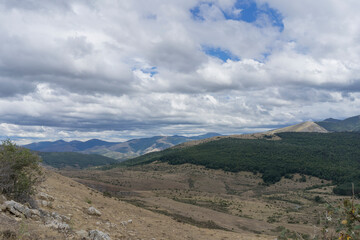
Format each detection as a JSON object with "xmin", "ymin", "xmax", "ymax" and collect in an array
[{"xmin": 0, "ymin": 0, "xmax": 360, "ymax": 143}]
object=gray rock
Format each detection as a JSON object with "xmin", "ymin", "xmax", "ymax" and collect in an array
[
  {"xmin": 4, "ymin": 200, "xmax": 32, "ymax": 218},
  {"xmin": 45, "ymin": 219, "xmax": 70, "ymax": 232},
  {"xmin": 51, "ymin": 212, "xmax": 63, "ymax": 221},
  {"xmin": 88, "ymin": 230, "xmax": 111, "ymax": 240},
  {"xmin": 4, "ymin": 200, "xmax": 44, "ymax": 220},
  {"xmin": 120, "ymin": 221, "xmax": 127, "ymax": 226},
  {"xmin": 42, "ymin": 211, "xmax": 71, "ymax": 232},
  {"xmin": 29, "ymin": 209, "xmax": 41, "ymax": 220},
  {"xmin": 87, "ymin": 207, "xmax": 101, "ymax": 216},
  {"xmin": 39, "ymin": 200, "xmax": 49, "ymax": 207},
  {"xmin": 38, "ymin": 192, "xmax": 55, "ymax": 202}
]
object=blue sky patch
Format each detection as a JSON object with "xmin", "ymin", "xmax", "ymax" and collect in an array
[
  {"xmin": 190, "ymin": 0, "xmax": 284, "ymax": 31},
  {"xmin": 203, "ymin": 46, "xmax": 239, "ymax": 62},
  {"xmin": 141, "ymin": 67, "xmax": 158, "ymax": 77}
]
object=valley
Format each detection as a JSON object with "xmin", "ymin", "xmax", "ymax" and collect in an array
[{"xmin": 60, "ymin": 162, "xmax": 339, "ymax": 239}]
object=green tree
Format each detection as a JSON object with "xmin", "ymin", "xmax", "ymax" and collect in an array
[{"xmin": 0, "ymin": 139, "xmax": 43, "ymax": 202}]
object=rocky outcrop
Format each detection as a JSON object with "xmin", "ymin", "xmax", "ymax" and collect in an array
[
  {"xmin": 2, "ymin": 199, "xmax": 71, "ymax": 233},
  {"xmin": 43, "ymin": 211, "xmax": 71, "ymax": 232},
  {"xmin": 1, "ymin": 195, "xmax": 113, "ymax": 239},
  {"xmin": 3, "ymin": 200, "xmax": 41, "ymax": 220}
]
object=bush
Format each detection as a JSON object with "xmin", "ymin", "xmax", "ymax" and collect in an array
[
  {"xmin": 0, "ymin": 140, "xmax": 43, "ymax": 202},
  {"xmin": 314, "ymin": 195, "xmax": 324, "ymax": 203},
  {"xmin": 262, "ymin": 169, "xmax": 282, "ymax": 184}
]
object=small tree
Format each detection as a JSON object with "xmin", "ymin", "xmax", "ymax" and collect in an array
[{"xmin": 0, "ymin": 139, "xmax": 42, "ymax": 202}]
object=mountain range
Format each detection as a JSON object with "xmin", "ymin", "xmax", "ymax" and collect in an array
[
  {"xmin": 23, "ymin": 114, "xmax": 360, "ymax": 169},
  {"xmin": 24, "ymin": 133, "xmax": 222, "ymax": 160},
  {"xmin": 316, "ymin": 115, "xmax": 360, "ymax": 132}
]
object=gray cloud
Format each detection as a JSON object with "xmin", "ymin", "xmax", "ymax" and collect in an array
[{"xmin": 0, "ymin": 0, "xmax": 360, "ymax": 143}]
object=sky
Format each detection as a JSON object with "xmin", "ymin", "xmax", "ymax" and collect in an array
[{"xmin": 1, "ymin": 0, "xmax": 360, "ymax": 144}]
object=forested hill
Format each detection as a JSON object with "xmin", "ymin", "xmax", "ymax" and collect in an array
[
  {"xmin": 39, "ymin": 152, "xmax": 118, "ymax": 169},
  {"xmin": 317, "ymin": 115, "xmax": 360, "ymax": 132},
  {"xmin": 118, "ymin": 132, "xmax": 360, "ymax": 195}
]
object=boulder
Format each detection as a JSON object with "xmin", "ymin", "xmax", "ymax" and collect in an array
[
  {"xmin": 3, "ymin": 200, "xmax": 42, "ymax": 220},
  {"xmin": 88, "ymin": 230, "xmax": 111, "ymax": 240},
  {"xmin": 87, "ymin": 207, "xmax": 101, "ymax": 216}
]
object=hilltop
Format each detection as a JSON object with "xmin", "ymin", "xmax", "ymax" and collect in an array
[{"xmin": 266, "ymin": 121, "xmax": 328, "ymax": 134}]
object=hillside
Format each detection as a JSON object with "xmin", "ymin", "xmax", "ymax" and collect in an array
[
  {"xmin": 118, "ymin": 132, "xmax": 360, "ymax": 195},
  {"xmin": 61, "ymin": 161, "xmax": 344, "ymax": 239},
  {"xmin": 267, "ymin": 121, "xmax": 328, "ymax": 134},
  {"xmin": 171, "ymin": 121, "xmax": 328, "ymax": 149},
  {"xmin": 24, "ymin": 133, "xmax": 222, "ymax": 161},
  {"xmin": 0, "ymin": 169, "xmax": 272, "ymax": 240},
  {"xmin": 317, "ymin": 115, "xmax": 360, "ymax": 132},
  {"xmin": 38, "ymin": 152, "xmax": 118, "ymax": 169}
]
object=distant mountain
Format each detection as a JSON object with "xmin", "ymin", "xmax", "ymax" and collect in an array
[
  {"xmin": 25, "ymin": 139, "xmax": 117, "ymax": 152},
  {"xmin": 24, "ymin": 133, "xmax": 222, "ymax": 161},
  {"xmin": 322, "ymin": 118, "xmax": 341, "ymax": 123},
  {"xmin": 317, "ymin": 115, "xmax": 360, "ymax": 132}
]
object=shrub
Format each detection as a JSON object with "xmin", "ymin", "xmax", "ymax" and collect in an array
[
  {"xmin": 262, "ymin": 169, "xmax": 282, "ymax": 184},
  {"xmin": 314, "ymin": 195, "xmax": 324, "ymax": 203},
  {"xmin": 0, "ymin": 140, "xmax": 43, "ymax": 202}
]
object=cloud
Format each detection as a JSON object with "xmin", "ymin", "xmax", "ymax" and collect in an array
[{"xmin": 0, "ymin": 0, "xmax": 360, "ymax": 143}]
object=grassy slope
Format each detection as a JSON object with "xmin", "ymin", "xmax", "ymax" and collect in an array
[
  {"xmin": 117, "ymin": 132, "xmax": 360, "ymax": 194},
  {"xmin": 39, "ymin": 152, "xmax": 118, "ymax": 169}
]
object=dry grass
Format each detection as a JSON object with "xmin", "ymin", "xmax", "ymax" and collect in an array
[
  {"xmin": 59, "ymin": 162, "xmax": 339, "ymax": 238},
  {"xmin": 1, "ymin": 168, "xmax": 275, "ymax": 239}
]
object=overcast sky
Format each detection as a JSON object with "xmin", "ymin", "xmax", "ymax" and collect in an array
[{"xmin": 1, "ymin": 0, "xmax": 360, "ymax": 144}]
